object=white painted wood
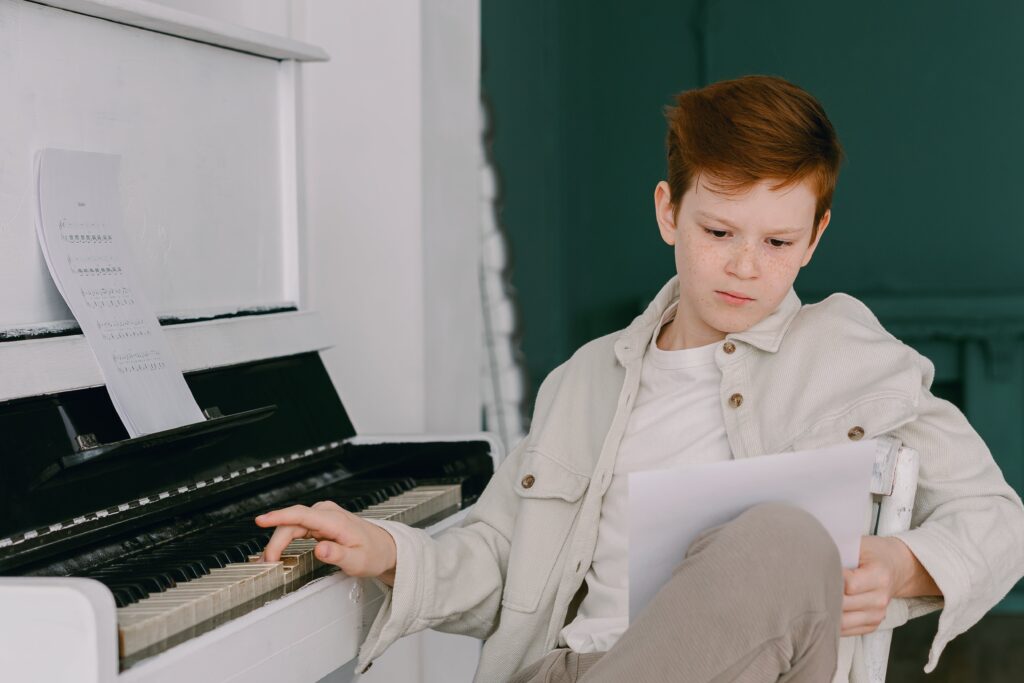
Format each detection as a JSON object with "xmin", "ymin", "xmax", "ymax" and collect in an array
[
  {"xmin": 875, "ymin": 447, "xmax": 920, "ymax": 537},
  {"xmin": 298, "ymin": 0, "xmax": 427, "ymax": 436},
  {"xmin": 0, "ymin": 0, "xmax": 308, "ymax": 331},
  {"xmin": 298, "ymin": 0, "xmax": 483, "ymax": 439},
  {"xmin": 0, "ymin": 311, "xmax": 331, "ymax": 401},
  {"xmin": 28, "ymin": 0, "xmax": 327, "ymax": 60},
  {"xmin": 868, "ymin": 437, "xmax": 901, "ymax": 496},
  {"xmin": 421, "ymin": 0, "xmax": 482, "ymax": 434},
  {"xmin": 0, "ymin": 577, "xmax": 118, "ymax": 683},
  {"xmin": 864, "ymin": 446, "xmax": 920, "ymax": 683},
  {"xmin": 278, "ymin": 58, "xmax": 303, "ymax": 307}
]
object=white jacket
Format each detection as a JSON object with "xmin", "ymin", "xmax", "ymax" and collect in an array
[{"xmin": 358, "ymin": 277, "xmax": 1024, "ymax": 682}]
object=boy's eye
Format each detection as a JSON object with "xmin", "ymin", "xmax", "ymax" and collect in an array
[
  {"xmin": 767, "ymin": 238, "xmax": 792, "ymax": 248},
  {"xmin": 704, "ymin": 228, "xmax": 729, "ymax": 238}
]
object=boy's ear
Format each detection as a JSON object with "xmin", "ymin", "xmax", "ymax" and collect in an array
[
  {"xmin": 800, "ymin": 209, "xmax": 831, "ymax": 267},
  {"xmin": 654, "ymin": 181, "xmax": 678, "ymax": 246}
]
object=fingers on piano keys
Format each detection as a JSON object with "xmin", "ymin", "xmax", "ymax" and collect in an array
[{"xmin": 112, "ymin": 484, "xmax": 461, "ymax": 658}]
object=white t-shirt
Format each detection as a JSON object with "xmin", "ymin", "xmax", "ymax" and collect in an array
[{"xmin": 559, "ymin": 303, "xmax": 733, "ymax": 653}]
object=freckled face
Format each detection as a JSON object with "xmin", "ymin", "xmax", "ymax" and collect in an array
[{"xmin": 654, "ymin": 174, "xmax": 829, "ymax": 348}]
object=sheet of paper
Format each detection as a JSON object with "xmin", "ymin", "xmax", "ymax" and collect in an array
[
  {"xmin": 34, "ymin": 148, "xmax": 204, "ymax": 437},
  {"xmin": 628, "ymin": 440, "xmax": 879, "ymax": 620}
]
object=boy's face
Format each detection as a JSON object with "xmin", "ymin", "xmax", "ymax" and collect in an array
[{"xmin": 654, "ymin": 173, "xmax": 829, "ymax": 349}]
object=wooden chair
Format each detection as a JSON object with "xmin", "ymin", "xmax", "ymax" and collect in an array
[{"xmin": 861, "ymin": 439, "xmax": 921, "ymax": 682}]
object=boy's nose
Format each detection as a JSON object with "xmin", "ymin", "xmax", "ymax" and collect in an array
[{"xmin": 726, "ymin": 244, "xmax": 759, "ymax": 279}]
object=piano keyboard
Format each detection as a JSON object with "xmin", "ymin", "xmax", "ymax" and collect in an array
[{"xmin": 83, "ymin": 481, "xmax": 461, "ymax": 662}]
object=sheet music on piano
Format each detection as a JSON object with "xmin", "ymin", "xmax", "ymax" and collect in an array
[{"xmin": 34, "ymin": 148, "xmax": 204, "ymax": 437}]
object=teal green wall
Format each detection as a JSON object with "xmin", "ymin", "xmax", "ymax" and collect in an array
[
  {"xmin": 483, "ymin": 0, "xmax": 702, "ymax": 387},
  {"xmin": 484, "ymin": 0, "xmax": 1024, "ymax": 387},
  {"xmin": 701, "ymin": 1, "xmax": 1024, "ymax": 297},
  {"xmin": 484, "ymin": 0, "xmax": 1024, "ymax": 608}
]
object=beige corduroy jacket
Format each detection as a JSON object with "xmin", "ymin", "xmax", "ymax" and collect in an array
[{"xmin": 357, "ymin": 277, "xmax": 1024, "ymax": 682}]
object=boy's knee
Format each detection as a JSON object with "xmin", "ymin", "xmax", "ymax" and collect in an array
[
  {"xmin": 755, "ymin": 503, "xmax": 841, "ymax": 585},
  {"xmin": 719, "ymin": 503, "xmax": 842, "ymax": 582}
]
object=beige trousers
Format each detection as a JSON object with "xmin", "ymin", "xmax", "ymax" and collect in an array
[{"xmin": 510, "ymin": 503, "xmax": 843, "ymax": 683}]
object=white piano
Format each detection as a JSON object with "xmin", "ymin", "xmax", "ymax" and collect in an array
[{"xmin": 0, "ymin": 1, "xmax": 490, "ymax": 681}]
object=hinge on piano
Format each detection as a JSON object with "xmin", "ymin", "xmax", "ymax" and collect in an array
[
  {"xmin": 203, "ymin": 406, "xmax": 224, "ymax": 419},
  {"xmin": 75, "ymin": 433, "xmax": 100, "ymax": 451}
]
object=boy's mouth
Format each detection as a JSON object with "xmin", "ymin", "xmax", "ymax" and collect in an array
[{"xmin": 715, "ymin": 290, "xmax": 754, "ymax": 305}]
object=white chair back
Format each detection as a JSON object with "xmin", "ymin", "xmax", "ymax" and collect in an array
[{"xmin": 861, "ymin": 440, "xmax": 921, "ymax": 682}]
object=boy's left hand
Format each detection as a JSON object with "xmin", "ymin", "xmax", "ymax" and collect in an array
[{"xmin": 840, "ymin": 535, "xmax": 909, "ymax": 636}]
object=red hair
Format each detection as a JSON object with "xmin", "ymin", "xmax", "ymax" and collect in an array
[{"xmin": 665, "ymin": 75, "xmax": 843, "ymax": 240}]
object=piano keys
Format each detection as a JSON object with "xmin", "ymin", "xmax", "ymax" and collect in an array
[{"xmin": 109, "ymin": 482, "xmax": 460, "ymax": 662}]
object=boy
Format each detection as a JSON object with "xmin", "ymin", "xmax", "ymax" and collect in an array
[{"xmin": 256, "ymin": 76, "xmax": 1024, "ymax": 682}]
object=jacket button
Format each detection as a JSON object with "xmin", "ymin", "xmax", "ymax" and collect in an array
[
  {"xmin": 847, "ymin": 426, "xmax": 865, "ymax": 441},
  {"xmin": 729, "ymin": 393, "xmax": 743, "ymax": 408},
  {"xmin": 521, "ymin": 474, "xmax": 536, "ymax": 489},
  {"xmin": 723, "ymin": 341, "xmax": 736, "ymax": 354}
]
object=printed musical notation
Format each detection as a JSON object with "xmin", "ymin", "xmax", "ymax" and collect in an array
[
  {"xmin": 96, "ymin": 318, "xmax": 150, "ymax": 342},
  {"xmin": 81, "ymin": 285, "xmax": 137, "ymax": 310},
  {"xmin": 58, "ymin": 218, "xmax": 114, "ymax": 245},
  {"xmin": 35, "ymin": 149, "xmax": 203, "ymax": 437},
  {"xmin": 68, "ymin": 255, "xmax": 125, "ymax": 279},
  {"xmin": 112, "ymin": 350, "xmax": 167, "ymax": 375}
]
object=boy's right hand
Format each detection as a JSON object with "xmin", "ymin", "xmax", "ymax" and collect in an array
[{"xmin": 255, "ymin": 500, "xmax": 398, "ymax": 586}]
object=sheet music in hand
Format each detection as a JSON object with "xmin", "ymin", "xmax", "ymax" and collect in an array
[
  {"xmin": 34, "ymin": 148, "xmax": 204, "ymax": 437},
  {"xmin": 628, "ymin": 440, "xmax": 878, "ymax": 621}
]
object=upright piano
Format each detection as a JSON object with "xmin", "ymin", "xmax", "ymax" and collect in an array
[{"xmin": 0, "ymin": 1, "xmax": 495, "ymax": 680}]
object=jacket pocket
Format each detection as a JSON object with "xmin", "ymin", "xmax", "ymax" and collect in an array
[
  {"xmin": 501, "ymin": 448, "xmax": 589, "ymax": 613},
  {"xmin": 789, "ymin": 395, "xmax": 917, "ymax": 453}
]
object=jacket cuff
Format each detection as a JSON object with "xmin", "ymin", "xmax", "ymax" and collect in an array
[
  {"xmin": 356, "ymin": 519, "xmax": 428, "ymax": 672},
  {"xmin": 892, "ymin": 526, "xmax": 969, "ymax": 673}
]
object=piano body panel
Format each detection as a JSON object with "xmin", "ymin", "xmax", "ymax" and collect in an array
[
  {"xmin": 0, "ymin": 577, "xmax": 118, "ymax": 683},
  {"xmin": 348, "ymin": 432, "xmax": 506, "ymax": 472},
  {"xmin": 2, "ymin": 2, "xmax": 489, "ymax": 680}
]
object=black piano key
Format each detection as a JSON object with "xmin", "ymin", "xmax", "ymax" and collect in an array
[
  {"xmin": 111, "ymin": 588, "xmax": 130, "ymax": 608},
  {"xmin": 220, "ymin": 545, "xmax": 247, "ymax": 563},
  {"xmin": 119, "ymin": 563, "xmax": 191, "ymax": 584},
  {"xmin": 235, "ymin": 539, "xmax": 263, "ymax": 555},
  {"xmin": 149, "ymin": 571, "xmax": 176, "ymax": 590},
  {"xmin": 101, "ymin": 582, "xmax": 147, "ymax": 602},
  {"xmin": 134, "ymin": 556, "xmax": 207, "ymax": 579},
  {"xmin": 202, "ymin": 550, "xmax": 232, "ymax": 567},
  {"xmin": 92, "ymin": 573, "xmax": 166, "ymax": 594}
]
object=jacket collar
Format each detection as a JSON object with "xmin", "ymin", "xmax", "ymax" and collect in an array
[{"xmin": 613, "ymin": 276, "xmax": 803, "ymax": 365}]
